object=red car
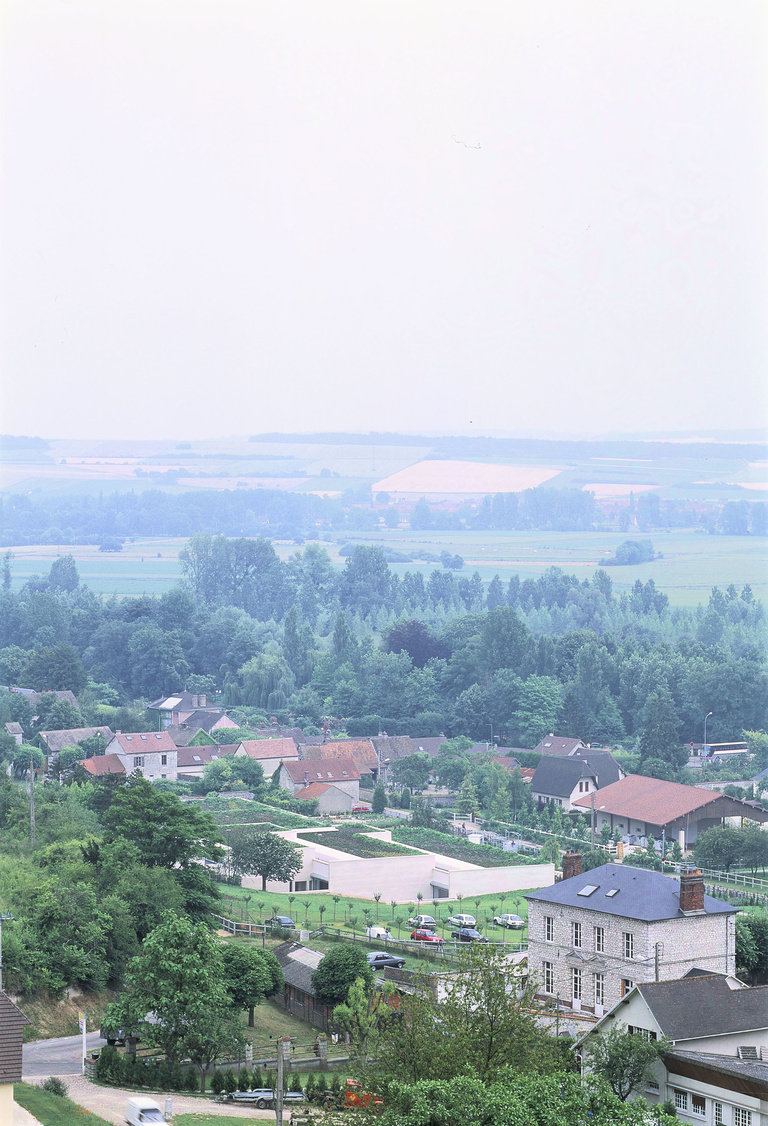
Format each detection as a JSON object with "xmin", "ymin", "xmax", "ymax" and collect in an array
[{"xmin": 411, "ymin": 928, "xmax": 444, "ymax": 944}]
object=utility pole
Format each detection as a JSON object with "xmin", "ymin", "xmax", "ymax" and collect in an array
[
  {"xmin": 590, "ymin": 790, "xmax": 595, "ymax": 850},
  {"xmin": 654, "ymin": 942, "xmax": 664, "ymax": 982},
  {"xmin": 275, "ymin": 1034, "xmax": 291, "ymax": 1126},
  {"xmin": 30, "ymin": 764, "xmax": 35, "ymax": 850}
]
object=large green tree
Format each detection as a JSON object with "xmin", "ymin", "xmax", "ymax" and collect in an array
[
  {"xmin": 220, "ymin": 942, "xmax": 283, "ymax": 1026},
  {"xmin": 229, "ymin": 830, "xmax": 303, "ymax": 890},
  {"xmin": 583, "ymin": 1022, "xmax": 669, "ymax": 1101},
  {"xmin": 106, "ymin": 913, "xmax": 244, "ymax": 1090},
  {"xmin": 311, "ymin": 944, "xmax": 373, "ymax": 1007}
]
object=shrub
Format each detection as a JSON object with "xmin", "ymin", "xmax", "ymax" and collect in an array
[
  {"xmin": 251, "ymin": 1064, "xmax": 263, "ymax": 1088},
  {"xmin": 238, "ymin": 1065, "xmax": 251, "ymax": 1091},
  {"xmin": 40, "ymin": 1077, "xmax": 67, "ymax": 1097},
  {"xmin": 290, "ymin": 1071, "xmax": 303, "ymax": 1092},
  {"xmin": 184, "ymin": 1067, "xmax": 198, "ymax": 1092},
  {"xmin": 224, "ymin": 1068, "xmax": 238, "ymax": 1094},
  {"xmin": 211, "ymin": 1070, "xmax": 226, "ymax": 1096},
  {"xmin": 171, "ymin": 1061, "xmax": 185, "ymax": 1090}
]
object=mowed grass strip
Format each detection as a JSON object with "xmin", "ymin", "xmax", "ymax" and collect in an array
[{"xmin": 14, "ymin": 1082, "xmax": 112, "ymax": 1126}]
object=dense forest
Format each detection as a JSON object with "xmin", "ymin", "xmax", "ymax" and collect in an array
[{"xmin": 1, "ymin": 538, "xmax": 766, "ymax": 759}]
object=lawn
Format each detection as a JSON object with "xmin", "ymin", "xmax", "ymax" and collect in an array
[
  {"xmin": 14, "ymin": 1082, "xmax": 112, "ymax": 1126},
  {"xmin": 219, "ymin": 883, "xmax": 534, "ymax": 942}
]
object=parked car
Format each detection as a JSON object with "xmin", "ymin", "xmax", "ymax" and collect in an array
[
  {"xmin": 265, "ymin": 916, "xmax": 296, "ymax": 928},
  {"xmin": 407, "ymin": 914, "xmax": 437, "ymax": 929},
  {"xmin": 451, "ymin": 927, "xmax": 487, "ymax": 943},
  {"xmin": 447, "ymin": 913, "xmax": 476, "ymax": 928},
  {"xmin": 493, "ymin": 913, "xmax": 525, "ymax": 929},
  {"xmin": 366, "ymin": 924, "xmax": 390, "ymax": 939},
  {"xmin": 228, "ymin": 1089, "xmax": 306, "ymax": 1108},
  {"xmin": 367, "ymin": 950, "xmax": 406, "ymax": 969},
  {"xmin": 410, "ymin": 928, "xmax": 444, "ymax": 944},
  {"xmin": 352, "ymin": 804, "xmax": 370, "ymax": 813}
]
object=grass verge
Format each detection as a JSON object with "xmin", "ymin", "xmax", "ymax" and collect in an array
[{"xmin": 14, "ymin": 1081, "xmax": 112, "ymax": 1126}]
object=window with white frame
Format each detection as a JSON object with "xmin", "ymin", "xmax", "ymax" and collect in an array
[
  {"xmin": 572, "ymin": 968, "xmax": 582, "ymax": 1001},
  {"xmin": 734, "ymin": 1109, "xmax": 751, "ymax": 1126},
  {"xmin": 572, "ymin": 921, "xmax": 582, "ymax": 948},
  {"xmin": 134, "ymin": 756, "xmax": 144, "ymax": 768},
  {"xmin": 673, "ymin": 1090, "xmax": 688, "ymax": 1111},
  {"xmin": 543, "ymin": 961, "xmax": 554, "ymax": 994},
  {"xmin": 594, "ymin": 973, "xmax": 605, "ymax": 1007},
  {"xmin": 690, "ymin": 1094, "xmax": 705, "ymax": 1117},
  {"xmin": 713, "ymin": 1103, "xmax": 723, "ymax": 1125},
  {"xmin": 621, "ymin": 978, "xmax": 634, "ymax": 997},
  {"xmin": 545, "ymin": 915, "xmax": 554, "ymax": 942},
  {"xmin": 623, "ymin": 932, "xmax": 634, "ymax": 959},
  {"xmin": 594, "ymin": 925, "xmax": 605, "ymax": 953},
  {"xmin": 161, "ymin": 754, "xmax": 167, "ymax": 765}
]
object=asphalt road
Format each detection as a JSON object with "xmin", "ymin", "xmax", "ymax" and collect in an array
[{"xmin": 22, "ymin": 1031, "xmax": 105, "ymax": 1077}]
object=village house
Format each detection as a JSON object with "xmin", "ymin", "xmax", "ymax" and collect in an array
[
  {"xmin": 530, "ymin": 751, "xmax": 624, "ymax": 812},
  {"xmin": 526, "ymin": 855, "xmax": 736, "ymax": 1015},
  {"xmin": 279, "ymin": 758, "xmax": 361, "ymax": 801},
  {"xmin": 572, "ymin": 774, "xmax": 768, "ymax": 848},
  {"xmin": 576, "ymin": 973, "xmax": 768, "ymax": 1124},
  {"xmin": 533, "ymin": 735, "xmax": 588, "ymax": 758},
  {"xmin": 235, "ymin": 738, "xmax": 300, "ymax": 779},
  {"xmin": 146, "ymin": 691, "xmax": 234, "ymax": 732},
  {"xmin": 102, "ymin": 731, "xmax": 178, "ymax": 781}
]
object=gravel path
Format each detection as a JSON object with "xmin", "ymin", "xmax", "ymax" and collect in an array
[{"xmin": 22, "ymin": 1073, "xmax": 278, "ymax": 1124}]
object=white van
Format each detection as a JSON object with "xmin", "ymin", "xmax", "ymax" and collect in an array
[{"xmin": 126, "ymin": 1097, "xmax": 164, "ymax": 1125}]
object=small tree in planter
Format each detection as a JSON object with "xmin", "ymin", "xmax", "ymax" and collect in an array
[
  {"xmin": 373, "ymin": 892, "xmax": 382, "ymax": 919},
  {"xmin": 332, "ymin": 895, "xmax": 342, "ymax": 923}
]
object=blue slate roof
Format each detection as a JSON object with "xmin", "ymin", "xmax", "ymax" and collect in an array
[{"xmin": 524, "ymin": 863, "xmax": 735, "ymax": 922}]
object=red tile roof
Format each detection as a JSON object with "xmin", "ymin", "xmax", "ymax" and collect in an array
[
  {"xmin": 283, "ymin": 757, "xmax": 361, "ymax": 784},
  {"xmin": 572, "ymin": 774, "xmax": 719, "ymax": 824},
  {"xmin": 108, "ymin": 731, "xmax": 178, "ymax": 754},
  {"xmin": 293, "ymin": 782, "xmax": 333, "ymax": 799},
  {"xmin": 299, "ymin": 739, "xmax": 377, "ymax": 769},
  {"xmin": 238, "ymin": 738, "xmax": 299, "ymax": 760},
  {"xmin": 79, "ymin": 754, "xmax": 126, "ymax": 776}
]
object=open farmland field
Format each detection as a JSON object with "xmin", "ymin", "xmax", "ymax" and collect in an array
[
  {"xmin": 5, "ymin": 528, "xmax": 767, "ymax": 605},
  {"xmin": 373, "ymin": 459, "xmax": 567, "ymax": 496}
]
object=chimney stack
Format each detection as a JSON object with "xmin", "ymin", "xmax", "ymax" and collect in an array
[
  {"xmin": 679, "ymin": 868, "xmax": 704, "ymax": 914},
  {"xmin": 199, "ymin": 694, "xmax": 206, "ymax": 707},
  {"xmin": 562, "ymin": 852, "xmax": 583, "ymax": 881}
]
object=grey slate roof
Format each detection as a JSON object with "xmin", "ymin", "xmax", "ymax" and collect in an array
[
  {"xmin": 637, "ymin": 977, "xmax": 768, "ymax": 1041},
  {"xmin": 531, "ymin": 752, "xmax": 622, "ymax": 797},
  {"xmin": 524, "ymin": 863, "xmax": 735, "ymax": 922},
  {"xmin": 274, "ymin": 941, "xmax": 325, "ymax": 997}
]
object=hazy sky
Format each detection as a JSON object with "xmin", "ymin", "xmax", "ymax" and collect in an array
[{"xmin": 2, "ymin": 1, "xmax": 767, "ymax": 441}]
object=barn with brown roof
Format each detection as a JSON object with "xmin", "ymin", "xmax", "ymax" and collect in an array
[{"xmin": 573, "ymin": 774, "xmax": 768, "ymax": 846}]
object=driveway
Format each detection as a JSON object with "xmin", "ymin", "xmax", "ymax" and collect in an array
[{"xmin": 22, "ymin": 1035, "xmax": 278, "ymax": 1123}]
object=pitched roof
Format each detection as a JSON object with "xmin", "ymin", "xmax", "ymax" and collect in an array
[
  {"xmin": 0, "ymin": 687, "xmax": 79, "ymax": 707},
  {"xmin": 298, "ymin": 739, "xmax": 378, "ymax": 770},
  {"xmin": 176, "ymin": 746, "xmax": 227, "ymax": 768},
  {"xmin": 283, "ymin": 757, "xmax": 361, "ymax": 784},
  {"xmin": 165, "ymin": 724, "xmax": 215, "ymax": 747},
  {"xmin": 533, "ymin": 735, "xmax": 585, "ymax": 757},
  {"xmin": 108, "ymin": 731, "xmax": 178, "ymax": 754},
  {"xmin": 637, "ymin": 977, "xmax": 768, "ymax": 1041},
  {"xmin": 571, "ymin": 774, "xmax": 722, "ymax": 824},
  {"xmin": 531, "ymin": 752, "xmax": 622, "ymax": 797},
  {"xmin": 3, "ymin": 722, "xmax": 22, "ymax": 736},
  {"xmin": 490, "ymin": 756, "xmax": 522, "ymax": 774},
  {"xmin": 293, "ymin": 782, "xmax": 334, "ymax": 799},
  {"xmin": 0, "ymin": 991, "xmax": 30, "ymax": 1084},
  {"xmin": 408, "ymin": 736, "xmax": 447, "ymax": 758},
  {"xmin": 38, "ymin": 726, "xmax": 114, "ymax": 754},
  {"xmin": 274, "ymin": 941, "xmax": 324, "ymax": 996},
  {"xmin": 525, "ymin": 863, "xmax": 735, "ymax": 923},
  {"xmin": 79, "ymin": 754, "xmax": 126, "ymax": 776},
  {"xmin": 371, "ymin": 735, "xmax": 419, "ymax": 762},
  {"xmin": 147, "ymin": 691, "xmax": 220, "ymax": 712},
  {"xmin": 237, "ymin": 738, "xmax": 299, "ymax": 760}
]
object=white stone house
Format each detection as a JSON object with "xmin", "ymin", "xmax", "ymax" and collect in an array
[
  {"xmin": 279, "ymin": 757, "xmax": 361, "ymax": 801},
  {"xmin": 530, "ymin": 751, "xmax": 624, "ymax": 812},
  {"xmin": 103, "ymin": 731, "xmax": 178, "ymax": 781},
  {"xmin": 526, "ymin": 855, "xmax": 736, "ymax": 1015}
]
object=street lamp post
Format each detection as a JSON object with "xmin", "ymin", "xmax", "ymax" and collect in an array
[{"xmin": 703, "ymin": 711, "xmax": 713, "ymax": 757}]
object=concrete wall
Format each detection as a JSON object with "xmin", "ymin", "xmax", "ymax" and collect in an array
[{"xmin": 251, "ymin": 828, "xmax": 554, "ymax": 900}]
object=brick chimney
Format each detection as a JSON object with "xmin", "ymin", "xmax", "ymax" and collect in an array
[
  {"xmin": 562, "ymin": 851, "xmax": 583, "ymax": 881},
  {"xmin": 199, "ymin": 694, "xmax": 206, "ymax": 707},
  {"xmin": 679, "ymin": 868, "xmax": 704, "ymax": 913}
]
